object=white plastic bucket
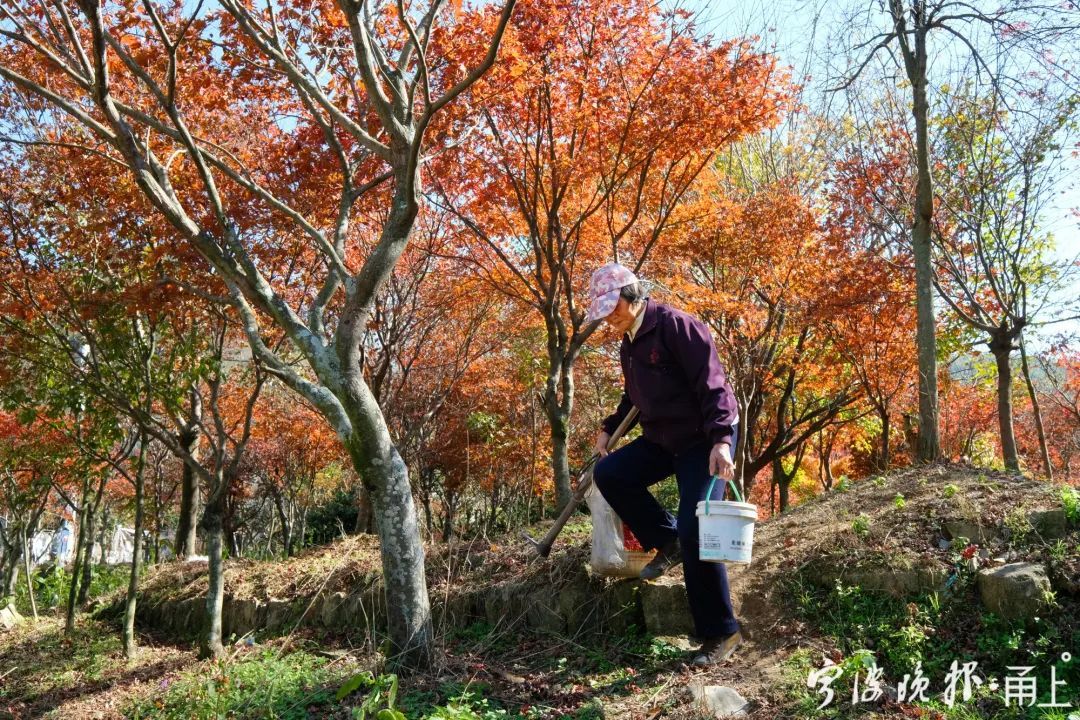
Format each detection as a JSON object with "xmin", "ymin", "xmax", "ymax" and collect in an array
[{"xmin": 696, "ymin": 500, "xmax": 758, "ymax": 564}]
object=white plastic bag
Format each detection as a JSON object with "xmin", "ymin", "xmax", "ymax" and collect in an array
[{"xmin": 586, "ymin": 481, "xmax": 654, "ymax": 578}]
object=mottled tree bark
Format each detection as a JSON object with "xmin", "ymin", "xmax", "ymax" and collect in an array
[
  {"xmin": 175, "ymin": 440, "xmax": 201, "ymax": 558},
  {"xmin": 77, "ymin": 508, "xmax": 95, "ymax": 606},
  {"xmin": 199, "ymin": 491, "xmax": 227, "ymax": 659},
  {"xmin": 123, "ymin": 435, "xmax": 147, "ymax": 659}
]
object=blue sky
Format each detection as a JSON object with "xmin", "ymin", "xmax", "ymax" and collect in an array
[{"xmin": 678, "ymin": 0, "xmax": 1080, "ymax": 345}]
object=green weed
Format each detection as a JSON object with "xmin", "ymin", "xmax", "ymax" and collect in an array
[
  {"xmin": 851, "ymin": 514, "xmax": 871, "ymax": 538},
  {"xmin": 1049, "ymin": 539, "xmax": 1069, "ymax": 564},
  {"xmin": 1061, "ymin": 485, "xmax": 1080, "ymax": 524},
  {"xmin": 1004, "ymin": 506, "xmax": 1034, "ymax": 545},
  {"xmin": 789, "ymin": 568, "xmax": 1080, "ymax": 718},
  {"xmin": 126, "ymin": 649, "xmax": 355, "ymax": 719}
]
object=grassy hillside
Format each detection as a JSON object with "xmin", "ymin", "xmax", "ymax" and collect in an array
[{"xmin": 1, "ymin": 464, "xmax": 1077, "ymax": 719}]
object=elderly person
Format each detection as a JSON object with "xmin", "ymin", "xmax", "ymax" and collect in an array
[{"xmin": 587, "ymin": 262, "xmax": 743, "ymax": 666}]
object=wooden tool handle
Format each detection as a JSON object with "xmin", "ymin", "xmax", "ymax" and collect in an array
[{"xmin": 532, "ymin": 406, "xmax": 639, "ymax": 557}]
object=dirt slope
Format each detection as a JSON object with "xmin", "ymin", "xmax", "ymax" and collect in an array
[{"xmin": 101, "ymin": 463, "xmax": 1074, "ymax": 718}]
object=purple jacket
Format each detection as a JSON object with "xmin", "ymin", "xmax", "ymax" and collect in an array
[{"xmin": 601, "ymin": 299, "xmax": 738, "ymax": 454}]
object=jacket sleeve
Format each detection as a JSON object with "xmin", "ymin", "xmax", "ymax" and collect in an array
[
  {"xmin": 601, "ymin": 383, "xmax": 639, "ymax": 437},
  {"xmin": 672, "ymin": 316, "xmax": 738, "ymax": 447}
]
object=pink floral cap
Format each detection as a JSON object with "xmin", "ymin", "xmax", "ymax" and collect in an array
[{"xmin": 585, "ymin": 262, "xmax": 639, "ymax": 322}]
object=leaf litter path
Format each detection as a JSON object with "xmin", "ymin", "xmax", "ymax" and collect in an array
[{"xmin": 607, "ymin": 463, "xmax": 1066, "ymax": 719}]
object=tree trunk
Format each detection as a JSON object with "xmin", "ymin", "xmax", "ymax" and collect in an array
[
  {"xmin": 77, "ymin": 507, "xmax": 95, "ymax": 606},
  {"xmin": 21, "ymin": 526, "xmax": 37, "ymax": 621},
  {"xmin": 823, "ymin": 447, "xmax": 835, "ymax": 490},
  {"xmin": 544, "ymin": 347, "xmax": 576, "ymax": 512},
  {"xmin": 176, "ymin": 459, "xmax": 200, "ymax": 559},
  {"xmin": 773, "ymin": 458, "xmax": 793, "ymax": 513},
  {"xmin": 175, "ymin": 415, "xmax": 201, "ymax": 560},
  {"xmin": 733, "ymin": 396, "xmax": 750, "ymax": 497},
  {"xmin": 442, "ymin": 487, "xmax": 456, "ymax": 543},
  {"xmin": 908, "ymin": 30, "xmax": 942, "ymax": 464},
  {"xmin": 272, "ymin": 491, "xmax": 292, "ymax": 558},
  {"xmin": 990, "ymin": 333, "xmax": 1020, "ymax": 473},
  {"xmin": 1, "ymin": 553, "xmax": 19, "ymax": 604},
  {"xmin": 818, "ymin": 431, "xmax": 836, "ymax": 490},
  {"xmin": 1019, "ymin": 333, "xmax": 1053, "ymax": 479},
  {"xmin": 347, "ymin": 434, "xmax": 433, "ymax": 670},
  {"xmin": 124, "ymin": 438, "xmax": 147, "ymax": 660},
  {"xmin": 64, "ymin": 486, "xmax": 89, "ymax": 634},
  {"xmin": 199, "ymin": 493, "xmax": 226, "ymax": 659},
  {"xmin": 880, "ymin": 409, "xmax": 891, "ymax": 472},
  {"xmin": 549, "ymin": 413, "xmax": 572, "ymax": 512},
  {"xmin": 265, "ymin": 507, "xmax": 276, "ymax": 556}
]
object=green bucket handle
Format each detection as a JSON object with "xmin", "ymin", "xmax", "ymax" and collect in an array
[{"xmin": 705, "ymin": 475, "xmax": 744, "ymax": 515}]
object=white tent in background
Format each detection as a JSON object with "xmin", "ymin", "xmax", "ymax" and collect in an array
[
  {"xmin": 105, "ymin": 526, "xmax": 138, "ymax": 565},
  {"xmin": 22, "ymin": 525, "xmax": 148, "ymax": 568},
  {"xmin": 29, "ymin": 527, "xmax": 75, "ymax": 566}
]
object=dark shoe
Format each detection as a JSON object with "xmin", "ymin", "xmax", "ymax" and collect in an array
[
  {"xmin": 692, "ymin": 630, "xmax": 743, "ymax": 666},
  {"xmin": 639, "ymin": 538, "xmax": 682, "ymax": 580}
]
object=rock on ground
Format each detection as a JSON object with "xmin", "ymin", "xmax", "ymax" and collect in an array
[
  {"xmin": 1028, "ymin": 509, "xmax": 1069, "ymax": 539},
  {"xmin": 943, "ymin": 518, "xmax": 997, "ymax": 543},
  {"xmin": 0, "ymin": 604, "xmax": 23, "ymax": 629},
  {"xmin": 687, "ymin": 682, "xmax": 749, "ymax": 718},
  {"xmin": 977, "ymin": 562, "xmax": 1051, "ymax": 621},
  {"xmin": 640, "ymin": 575, "xmax": 693, "ymax": 635}
]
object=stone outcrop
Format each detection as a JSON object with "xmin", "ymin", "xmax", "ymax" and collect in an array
[
  {"xmin": 942, "ymin": 518, "xmax": 997, "ymax": 544},
  {"xmin": 1028, "ymin": 510, "xmax": 1070, "ymax": 540},
  {"xmin": 123, "ymin": 565, "xmax": 701, "ymax": 641},
  {"xmin": 977, "ymin": 562, "xmax": 1051, "ymax": 622},
  {"xmin": 640, "ymin": 575, "xmax": 694, "ymax": 635},
  {"xmin": 810, "ymin": 558, "xmax": 947, "ymax": 598}
]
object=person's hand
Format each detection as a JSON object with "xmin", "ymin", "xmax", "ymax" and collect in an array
[
  {"xmin": 709, "ymin": 442, "xmax": 735, "ymax": 480},
  {"xmin": 595, "ymin": 430, "xmax": 611, "ymax": 457}
]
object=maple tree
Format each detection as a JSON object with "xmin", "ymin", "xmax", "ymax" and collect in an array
[
  {"xmin": 422, "ymin": 332, "xmax": 549, "ymax": 538},
  {"xmin": 0, "ymin": 411, "xmax": 72, "ymax": 617},
  {"xmin": 827, "ymin": 132, "xmax": 920, "ymax": 472},
  {"xmin": 245, "ymin": 388, "xmax": 345, "ymax": 557},
  {"xmin": 0, "ymin": 143, "xmax": 253, "ymax": 653},
  {"xmin": 663, "ymin": 171, "xmax": 861, "ymax": 510},
  {"xmin": 435, "ymin": 0, "xmax": 791, "ymax": 509},
  {"xmin": 1033, "ymin": 348, "xmax": 1080, "ymax": 478},
  {"xmin": 0, "ymin": 0, "xmax": 516, "ymax": 666},
  {"xmin": 931, "ymin": 89, "xmax": 1078, "ymax": 473},
  {"xmin": 833, "ymin": 0, "xmax": 1080, "ymax": 464},
  {"xmin": 0, "ymin": 3, "xmax": 1078, "ymax": 689}
]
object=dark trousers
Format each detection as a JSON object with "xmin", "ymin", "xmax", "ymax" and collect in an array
[{"xmin": 593, "ymin": 429, "xmax": 740, "ymax": 639}]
